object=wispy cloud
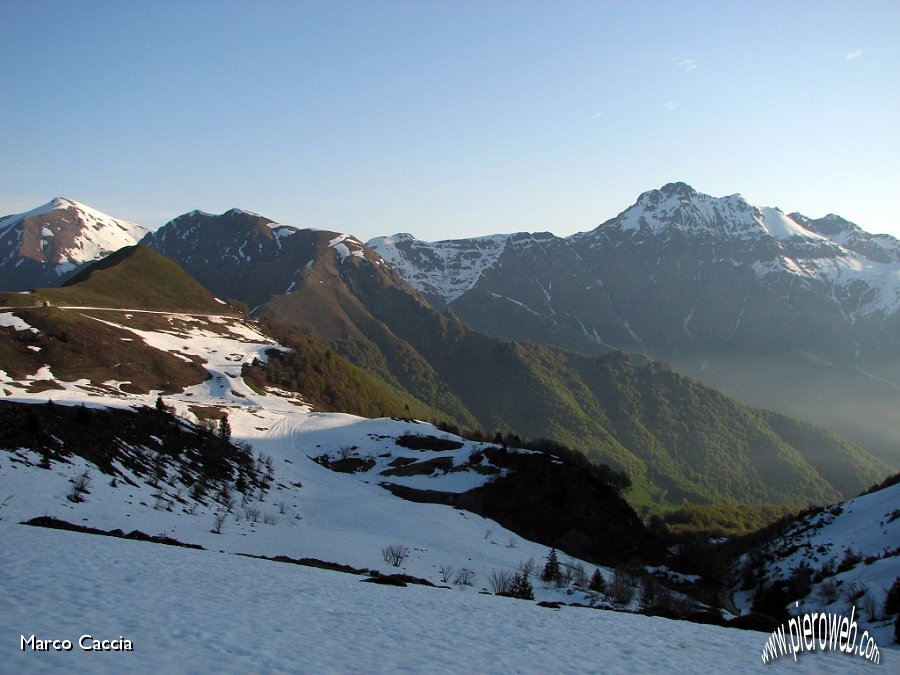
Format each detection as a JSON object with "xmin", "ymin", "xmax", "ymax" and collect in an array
[
  {"xmin": 676, "ymin": 58, "xmax": 698, "ymax": 71},
  {"xmin": 592, "ymin": 102, "xmax": 618, "ymax": 119},
  {"xmin": 663, "ymin": 101, "xmax": 678, "ymax": 112},
  {"xmin": 845, "ymin": 49, "xmax": 863, "ymax": 61}
]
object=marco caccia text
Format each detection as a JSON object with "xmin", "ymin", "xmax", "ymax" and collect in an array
[{"xmin": 21, "ymin": 634, "xmax": 134, "ymax": 652}]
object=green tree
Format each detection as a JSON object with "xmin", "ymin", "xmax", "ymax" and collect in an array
[
  {"xmin": 510, "ymin": 573, "xmax": 534, "ymax": 600},
  {"xmin": 589, "ymin": 568, "xmax": 606, "ymax": 593},
  {"xmin": 542, "ymin": 548, "xmax": 561, "ymax": 586},
  {"xmin": 218, "ymin": 415, "xmax": 231, "ymax": 442}
]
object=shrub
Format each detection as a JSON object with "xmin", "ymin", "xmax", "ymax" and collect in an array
[
  {"xmin": 438, "ymin": 564, "xmax": 455, "ymax": 584},
  {"xmin": 67, "ymin": 470, "xmax": 91, "ymax": 503},
  {"xmin": 382, "ymin": 544, "xmax": 408, "ymax": 567},
  {"xmin": 396, "ymin": 434, "xmax": 463, "ymax": 452},
  {"xmin": 489, "ymin": 569, "xmax": 513, "ymax": 595},
  {"xmin": 609, "ymin": 568, "xmax": 634, "ymax": 605},
  {"xmin": 861, "ymin": 592, "xmax": 877, "ymax": 622},
  {"xmin": 571, "ymin": 561, "xmax": 588, "ymax": 589},
  {"xmin": 837, "ymin": 548, "xmax": 862, "ymax": 573},
  {"xmin": 517, "ymin": 558, "xmax": 537, "ymax": 578},
  {"xmin": 845, "ymin": 582, "xmax": 865, "ymax": 604},
  {"xmin": 820, "ymin": 579, "xmax": 839, "ymax": 604},
  {"xmin": 454, "ymin": 568, "xmax": 474, "ymax": 586}
]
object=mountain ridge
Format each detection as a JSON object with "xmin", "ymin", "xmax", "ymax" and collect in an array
[
  {"xmin": 366, "ymin": 183, "xmax": 900, "ymax": 465},
  {"xmin": 3, "ymin": 187, "xmax": 897, "ymax": 470}
]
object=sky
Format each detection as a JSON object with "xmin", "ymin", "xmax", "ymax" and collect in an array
[{"xmin": 1, "ymin": 1, "xmax": 898, "ymax": 241}]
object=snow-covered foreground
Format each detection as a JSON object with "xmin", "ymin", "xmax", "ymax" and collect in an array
[{"xmin": 0, "ymin": 524, "xmax": 881, "ymax": 674}]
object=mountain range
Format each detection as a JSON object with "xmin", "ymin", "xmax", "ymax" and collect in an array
[
  {"xmin": 1, "ymin": 184, "xmax": 897, "ymax": 503},
  {"xmin": 368, "ymin": 183, "xmax": 900, "ymax": 465}
]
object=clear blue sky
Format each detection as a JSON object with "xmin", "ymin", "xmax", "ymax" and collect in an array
[{"xmin": 2, "ymin": 1, "xmax": 898, "ymax": 240}]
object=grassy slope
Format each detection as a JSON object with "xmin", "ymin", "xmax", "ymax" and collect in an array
[
  {"xmin": 45, "ymin": 246, "xmax": 230, "ymax": 313},
  {"xmin": 0, "ymin": 307, "xmax": 209, "ymax": 394}
]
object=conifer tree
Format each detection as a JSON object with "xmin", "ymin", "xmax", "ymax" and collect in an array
[
  {"xmin": 542, "ymin": 548, "xmax": 561, "ymax": 585},
  {"xmin": 884, "ymin": 576, "xmax": 900, "ymax": 616},
  {"xmin": 218, "ymin": 415, "xmax": 231, "ymax": 441},
  {"xmin": 511, "ymin": 573, "xmax": 534, "ymax": 600},
  {"xmin": 589, "ymin": 567, "xmax": 606, "ymax": 593}
]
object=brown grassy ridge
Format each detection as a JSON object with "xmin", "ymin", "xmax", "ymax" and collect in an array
[{"xmin": 0, "ymin": 307, "xmax": 208, "ymax": 394}]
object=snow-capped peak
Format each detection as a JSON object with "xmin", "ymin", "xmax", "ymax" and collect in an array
[
  {"xmin": 1, "ymin": 197, "xmax": 146, "ymax": 238},
  {"xmin": 0, "ymin": 197, "xmax": 149, "ymax": 276},
  {"xmin": 603, "ymin": 183, "xmax": 828, "ymax": 243}
]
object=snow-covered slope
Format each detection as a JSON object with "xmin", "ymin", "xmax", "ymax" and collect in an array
[
  {"xmin": 1, "ymin": 523, "xmax": 880, "ymax": 674},
  {"xmin": 368, "ymin": 232, "xmax": 511, "ymax": 305},
  {"xmin": 733, "ymin": 480, "xmax": 900, "ymax": 652},
  {"xmin": 0, "ymin": 198, "xmax": 148, "ymax": 287}
]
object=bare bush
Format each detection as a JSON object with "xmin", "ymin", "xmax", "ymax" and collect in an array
[
  {"xmin": 263, "ymin": 513, "xmax": 278, "ymax": 526},
  {"xmin": 454, "ymin": 568, "xmax": 475, "ymax": 586},
  {"xmin": 820, "ymin": 579, "xmax": 839, "ymax": 604},
  {"xmin": 861, "ymin": 592, "xmax": 878, "ymax": 622},
  {"xmin": 609, "ymin": 568, "xmax": 634, "ymax": 605},
  {"xmin": 439, "ymin": 564, "xmax": 455, "ymax": 584},
  {"xmin": 190, "ymin": 480, "xmax": 207, "ymax": 502},
  {"xmin": 845, "ymin": 582, "xmax": 866, "ymax": 603},
  {"xmin": 517, "ymin": 558, "xmax": 537, "ymax": 578},
  {"xmin": 559, "ymin": 560, "xmax": 575, "ymax": 586},
  {"xmin": 212, "ymin": 512, "xmax": 226, "ymax": 534},
  {"xmin": 67, "ymin": 470, "xmax": 91, "ymax": 503},
  {"xmin": 382, "ymin": 544, "xmax": 408, "ymax": 567},
  {"xmin": 571, "ymin": 562, "xmax": 588, "ymax": 589},
  {"xmin": 489, "ymin": 569, "xmax": 513, "ymax": 595}
]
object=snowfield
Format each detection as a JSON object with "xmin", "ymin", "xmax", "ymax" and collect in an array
[{"xmin": 0, "ymin": 525, "xmax": 882, "ymax": 674}]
